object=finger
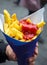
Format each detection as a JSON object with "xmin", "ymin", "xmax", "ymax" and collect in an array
[
  {"xmin": 36, "ymin": 42, "xmax": 39, "ymax": 47},
  {"xmin": 7, "ymin": 45, "xmax": 17, "ymax": 61},
  {"xmin": 9, "ymin": 54, "xmax": 17, "ymax": 61},
  {"xmin": 28, "ymin": 43, "xmax": 38, "ymax": 62},
  {"xmin": 11, "ymin": 52, "xmax": 17, "ymax": 61},
  {"xmin": 28, "ymin": 42, "xmax": 38, "ymax": 64},
  {"xmin": 29, "ymin": 54, "xmax": 37, "ymax": 62},
  {"xmin": 34, "ymin": 42, "xmax": 38, "ymax": 55},
  {"xmin": 9, "ymin": 50, "xmax": 17, "ymax": 61},
  {"xmin": 29, "ymin": 61, "xmax": 35, "ymax": 65}
]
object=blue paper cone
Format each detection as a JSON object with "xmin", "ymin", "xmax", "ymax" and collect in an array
[{"xmin": 3, "ymin": 33, "xmax": 40, "ymax": 65}]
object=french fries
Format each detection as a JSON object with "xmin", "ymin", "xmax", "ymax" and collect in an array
[
  {"xmin": 9, "ymin": 21, "xmax": 22, "ymax": 31},
  {"xmin": 3, "ymin": 9, "xmax": 46, "ymax": 42},
  {"xmin": 3, "ymin": 9, "xmax": 23, "ymax": 41}
]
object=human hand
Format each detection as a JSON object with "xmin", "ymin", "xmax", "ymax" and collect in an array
[
  {"xmin": 5, "ymin": 45, "xmax": 17, "ymax": 61},
  {"xmin": 28, "ymin": 42, "xmax": 38, "ymax": 65}
]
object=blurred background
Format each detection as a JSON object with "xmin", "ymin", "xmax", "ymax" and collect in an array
[{"xmin": 0, "ymin": 0, "xmax": 47, "ymax": 65}]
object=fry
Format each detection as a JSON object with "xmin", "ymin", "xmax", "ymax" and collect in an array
[
  {"xmin": 36, "ymin": 29, "xmax": 42, "ymax": 35},
  {"xmin": 9, "ymin": 21, "xmax": 22, "ymax": 31},
  {"xmin": 3, "ymin": 22, "xmax": 8, "ymax": 32},
  {"xmin": 11, "ymin": 13, "xmax": 19, "ymax": 24},
  {"xmin": 12, "ymin": 13, "xmax": 17, "ymax": 20},
  {"xmin": 4, "ymin": 9, "xmax": 11, "ymax": 25},
  {"xmin": 37, "ymin": 21, "xmax": 46, "ymax": 28},
  {"xmin": 11, "ymin": 28, "xmax": 23, "ymax": 39},
  {"xmin": 20, "ymin": 39, "xmax": 25, "ymax": 42},
  {"xmin": 26, "ymin": 18, "xmax": 32, "ymax": 23}
]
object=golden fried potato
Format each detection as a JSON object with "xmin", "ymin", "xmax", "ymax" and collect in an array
[
  {"xmin": 11, "ymin": 13, "xmax": 19, "ymax": 24},
  {"xmin": 3, "ymin": 9, "xmax": 46, "ymax": 42},
  {"xmin": 4, "ymin": 10, "xmax": 11, "ymax": 25},
  {"xmin": 9, "ymin": 21, "xmax": 22, "ymax": 31},
  {"xmin": 3, "ymin": 22, "xmax": 8, "ymax": 32},
  {"xmin": 10, "ymin": 28, "xmax": 23, "ymax": 39},
  {"xmin": 37, "ymin": 21, "xmax": 46, "ymax": 28}
]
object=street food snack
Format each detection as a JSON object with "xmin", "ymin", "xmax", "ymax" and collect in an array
[{"xmin": 3, "ymin": 9, "xmax": 45, "ymax": 42}]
